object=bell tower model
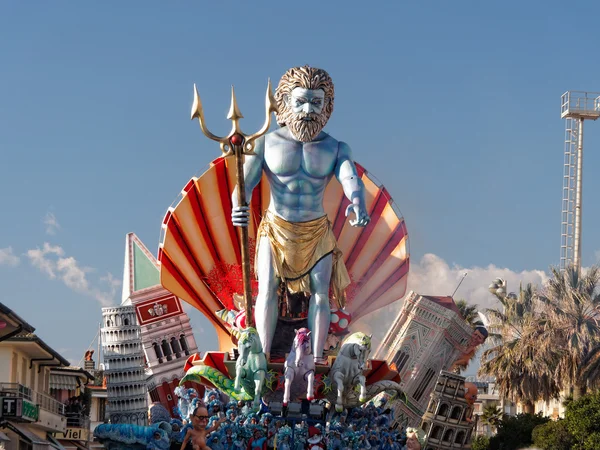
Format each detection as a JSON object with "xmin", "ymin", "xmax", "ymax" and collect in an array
[
  {"xmin": 101, "ymin": 305, "xmax": 148, "ymax": 425},
  {"xmin": 420, "ymin": 371, "xmax": 474, "ymax": 449},
  {"xmin": 121, "ymin": 233, "xmax": 200, "ymax": 414},
  {"xmin": 374, "ymin": 291, "xmax": 475, "ymax": 427}
]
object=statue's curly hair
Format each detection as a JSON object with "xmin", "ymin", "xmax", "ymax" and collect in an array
[{"xmin": 275, "ymin": 66, "xmax": 334, "ymax": 126}]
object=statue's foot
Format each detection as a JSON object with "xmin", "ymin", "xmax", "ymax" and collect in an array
[
  {"xmin": 335, "ymin": 403, "xmax": 343, "ymax": 413},
  {"xmin": 359, "ymin": 395, "xmax": 367, "ymax": 403},
  {"xmin": 307, "ymin": 396, "xmax": 314, "ymax": 402}
]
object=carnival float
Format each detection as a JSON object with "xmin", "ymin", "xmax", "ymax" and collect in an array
[{"xmin": 158, "ymin": 66, "xmax": 410, "ymax": 417}]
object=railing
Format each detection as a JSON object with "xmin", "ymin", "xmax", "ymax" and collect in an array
[
  {"xmin": 65, "ymin": 412, "xmax": 91, "ymax": 429},
  {"xmin": 0, "ymin": 382, "xmax": 66, "ymax": 416},
  {"xmin": 561, "ymin": 91, "xmax": 600, "ymax": 118}
]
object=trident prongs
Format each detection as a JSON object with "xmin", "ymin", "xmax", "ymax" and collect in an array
[
  {"xmin": 191, "ymin": 80, "xmax": 278, "ymax": 157},
  {"xmin": 245, "ymin": 79, "xmax": 278, "ymax": 153},
  {"xmin": 191, "ymin": 84, "xmax": 227, "ymax": 150}
]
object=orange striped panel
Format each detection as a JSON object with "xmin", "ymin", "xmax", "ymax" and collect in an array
[{"xmin": 159, "ymin": 156, "xmax": 409, "ymax": 339}]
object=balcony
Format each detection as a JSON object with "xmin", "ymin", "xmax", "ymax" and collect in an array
[{"xmin": 0, "ymin": 382, "xmax": 67, "ymax": 432}]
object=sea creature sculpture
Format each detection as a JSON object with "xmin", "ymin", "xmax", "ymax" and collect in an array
[
  {"xmin": 234, "ymin": 327, "xmax": 267, "ymax": 411},
  {"xmin": 93, "ymin": 423, "xmax": 171, "ymax": 450},
  {"xmin": 330, "ymin": 332, "xmax": 371, "ymax": 412},
  {"xmin": 283, "ymin": 328, "xmax": 315, "ymax": 406}
]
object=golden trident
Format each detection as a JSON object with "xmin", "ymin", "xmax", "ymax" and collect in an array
[{"xmin": 191, "ymin": 81, "xmax": 278, "ymax": 328}]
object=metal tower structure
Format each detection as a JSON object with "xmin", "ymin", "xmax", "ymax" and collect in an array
[{"xmin": 560, "ymin": 91, "xmax": 600, "ymax": 272}]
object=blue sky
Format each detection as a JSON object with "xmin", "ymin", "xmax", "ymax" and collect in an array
[{"xmin": 1, "ymin": 1, "xmax": 599, "ymax": 373}]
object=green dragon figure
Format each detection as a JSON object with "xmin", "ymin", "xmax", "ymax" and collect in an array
[{"xmin": 180, "ymin": 328, "xmax": 268, "ymax": 410}]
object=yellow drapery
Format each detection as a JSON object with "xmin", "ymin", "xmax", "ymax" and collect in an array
[{"xmin": 255, "ymin": 211, "xmax": 350, "ymax": 309}]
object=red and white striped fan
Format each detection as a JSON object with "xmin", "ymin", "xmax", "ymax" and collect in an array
[{"xmin": 158, "ymin": 156, "xmax": 409, "ymax": 352}]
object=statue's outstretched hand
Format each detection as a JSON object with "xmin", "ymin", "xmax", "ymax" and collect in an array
[
  {"xmin": 232, "ymin": 206, "xmax": 250, "ymax": 227},
  {"xmin": 345, "ymin": 202, "xmax": 370, "ymax": 227}
]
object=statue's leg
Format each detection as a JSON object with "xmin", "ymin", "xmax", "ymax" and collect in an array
[
  {"xmin": 332, "ymin": 371, "xmax": 345, "ymax": 412},
  {"xmin": 283, "ymin": 366, "xmax": 293, "ymax": 406},
  {"xmin": 253, "ymin": 372, "xmax": 265, "ymax": 410},
  {"xmin": 255, "ymin": 236, "xmax": 280, "ymax": 359},
  {"xmin": 234, "ymin": 366, "xmax": 243, "ymax": 391},
  {"xmin": 358, "ymin": 374, "xmax": 367, "ymax": 403},
  {"xmin": 308, "ymin": 253, "xmax": 333, "ymax": 362},
  {"xmin": 306, "ymin": 369, "xmax": 315, "ymax": 401}
]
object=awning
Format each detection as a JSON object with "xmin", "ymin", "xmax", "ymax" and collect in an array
[
  {"xmin": 50, "ymin": 374, "xmax": 79, "ymax": 391},
  {"xmin": 0, "ymin": 431, "xmax": 10, "ymax": 442},
  {"xmin": 3, "ymin": 422, "xmax": 48, "ymax": 444},
  {"xmin": 57, "ymin": 439, "xmax": 88, "ymax": 450},
  {"xmin": 46, "ymin": 434, "xmax": 67, "ymax": 450}
]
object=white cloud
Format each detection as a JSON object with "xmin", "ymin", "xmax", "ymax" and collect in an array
[
  {"xmin": 43, "ymin": 212, "xmax": 60, "ymax": 235},
  {"xmin": 26, "ymin": 242, "xmax": 119, "ymax": 307},
  {"xmin": 353, "ymin": 253, "xmax": 549, "ymax": 351},
  {"xmin": 0, "ymin": 247, "xmax": 20, "ymax": 266},
  {"xmin": 95, "ymin": 273, "xmax": 122, "ymax": 306},
  {"xmin": 27, "ymin": 243, "xmax": 64, "ymax": 277}
]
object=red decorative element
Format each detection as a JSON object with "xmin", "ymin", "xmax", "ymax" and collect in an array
[
  {"xmin": 183, "ymin": 178, "xmax": 195, "ymax": 193},
  {"xmin": 205, "ymin": 262, "xmax": 258, "ymax": 310},
  {"xmin": 230, "ymin": 134, "xmax": 243, "ymax": 146},
  {"xmin": 329, "ymin": 308, "xmax": 352, "ymax": 334},
  {"xmin": 184, "ymin": 353, "xmax": 203, "ymax": 373},
  {"xmin": 162, "ymin": 209, "xmax": 172, "ymax": 226},
  {"xmin": 205, "ymin": 239, "xmax": 257, "ymax": 310}
]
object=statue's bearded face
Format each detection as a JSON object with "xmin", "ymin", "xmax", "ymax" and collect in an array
[{"xmin": 282, "ymin": 87, "xmax": 329, "ymax": 142}]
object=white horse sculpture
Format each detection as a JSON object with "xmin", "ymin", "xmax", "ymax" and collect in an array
[
  {"xmin": 283, "ymin": 328, "xmax": 315, "ymax": 406},
  {"xmin": 234, "ymin": 327, "xmax": 267, "ymax": 411},
  {"xmin": 330, "ymin": 332, "xmax": 372, "ymax": 412}
]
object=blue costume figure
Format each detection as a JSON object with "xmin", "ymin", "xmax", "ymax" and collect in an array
[
  {"xmin": 275, "ymin": 426, "xmax": 292, "ymax": 450},
  {"xmin": 208, "ymin": 432, "xmax": 224, "ymax": 450}
]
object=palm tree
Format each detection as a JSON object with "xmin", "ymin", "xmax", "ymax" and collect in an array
[
  {"xmin": 481, "ymin": 403, "xmax": 503, "ymax": 434},
  {"xmin": 478, "ymin": 283, "xmax": 561, "ymax": 414},
  {"xmin": 456, "ymin": 299, "xmax": 484, "ymax": 328},
  {"xmin": 536, "ymin": 265, "xmax": 600, "ymax": 398}
]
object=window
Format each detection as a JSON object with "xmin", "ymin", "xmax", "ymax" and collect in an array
[
  {"xmin": 180, "ymin": 335, "xmax": 189, "ymax": 355},
  {"xmin": 431, "ymin": 425, "xmax": 442, "ymax": 440},
  {"xmin": 443, "ymin": 429, "xmax": 454, "ymax": 442},
  {"xmin": 455, "ymin": 431, "xmax": 465, "ymax": 445},
  {"xmin": 392, "ymin": 351, "xmax": 410, "ymax": 373},
  {"xmin": 161, "ymin": 340, "xmax": 172, "ymax": 361},
  {"xmin": 153, "ymin": 343, "xmax": 163, "ymax": 363},
  {"xmin": 413, "ymin": 368, "xmax": 436, "ymax": 402},
  {"xmin": 97, "ymin": 398, "xmax": 106, "ymax": 422},
  {"xmin": 438, "ymin": 403, "xmax": 449, "ymax": 417},
  {"xmin": 450, "ymin": 406, "xmax": 462, "ymax": 420}
]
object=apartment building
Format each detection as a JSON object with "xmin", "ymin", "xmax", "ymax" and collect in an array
[{"xmin": 0, "ymin": 302, "xmax": 81, "ymax": 450}]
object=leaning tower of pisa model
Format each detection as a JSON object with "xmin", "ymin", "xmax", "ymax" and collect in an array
[
  {"xmin": 420, "ymin": 371, "xmax": 474, "ymax": 449},
  {"xmin": 101, "ymin": 305, "xmax": 148, "ymax": 425}
]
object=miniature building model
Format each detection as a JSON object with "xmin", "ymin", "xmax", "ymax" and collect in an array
[
  {"xmin": 120, "ymin": 233, "xmax": 199, "ymax": 414},
  {"xmin": 101, "ymin": 305, "xmax": 147, "ymax": 425},
  {"xmin": 420, "ymin": 371, "xmax": 473, "ymax": 449},
  {"xmin": 374, "ymin": 291, "xmax": 474, "ymax": 427}
]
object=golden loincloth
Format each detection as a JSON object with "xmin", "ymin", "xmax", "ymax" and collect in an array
[{"xmin": 255, "ymin": 211, "xmax": 350, "ymax": 309}]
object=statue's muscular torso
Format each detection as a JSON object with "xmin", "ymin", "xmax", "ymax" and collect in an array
[{"xmin": 261, "ymin": 127, "xmax": 339, "ymax": 222}]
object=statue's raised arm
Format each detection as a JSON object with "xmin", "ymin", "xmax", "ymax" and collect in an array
[{"xmin": 335, "ymin": 141, "xmax": 370, "ymax": 227}]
